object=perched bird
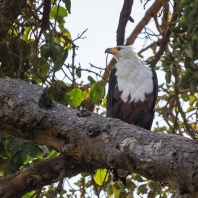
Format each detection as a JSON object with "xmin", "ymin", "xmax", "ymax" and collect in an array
[{"xmin": 105, "ymin": 45, "xmax": 158, "ymax": 185}]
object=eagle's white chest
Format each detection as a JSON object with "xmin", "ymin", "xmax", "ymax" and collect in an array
[{"xmin": 115, "ymin": 58, "xmax": 153, "ymax": 103}]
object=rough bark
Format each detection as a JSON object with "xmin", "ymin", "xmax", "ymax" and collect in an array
[
  {"xmin": 0, "ymin": 155, "xmax": 95, "ymax": 198},
  {"xmin": 116, "ymin": 0, "xmax": 133, "ymax": 46},
  {"xmin": 0, "ymin": 79, "xmax": 198, "ymax": 197},
  {"xmin": 0, "ymin": 0, "xmax": 27, "ymax": 41}
]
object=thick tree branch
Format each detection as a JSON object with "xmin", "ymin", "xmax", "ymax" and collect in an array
[
  {"xmin": 0, "ymin": 79, "xmax": 198, "ymax": 197},
  {"xmin": 117, "ymin": 0, "xmax": 133, "ymax": 45},
  {"xmin": 0, "ymin": 0, "xmax": 26, "ymax": 41},
  {"xmin": 0, "ymin": 155, "xmax": 95, "ymax": 198}
]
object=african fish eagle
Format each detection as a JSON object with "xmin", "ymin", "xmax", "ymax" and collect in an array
[{"xmin": 105, "ymin": 45, "xmax": 158, "ymax": 184}]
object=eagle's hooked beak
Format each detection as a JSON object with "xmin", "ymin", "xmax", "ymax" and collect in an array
[
  {"xmin": 105, "ymin": 47, "xmax": 121, "ymax": 54},
  {"xmin": 105, "ymin": 48, "xmax": 111, "ymax": 54}
]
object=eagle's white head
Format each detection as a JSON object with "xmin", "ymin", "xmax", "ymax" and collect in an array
[
  {"xmin": 105, "ymin": 45, "xmax": 141, "ymax": 63},
  {"xmin": 105, "ymin": 45, "xmax": 153, "ymax": 103}
]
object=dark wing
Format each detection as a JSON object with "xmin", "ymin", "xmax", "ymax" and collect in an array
[{"xmin": 106, "ymin": 67, "xmax": 158, "ymax": 130}]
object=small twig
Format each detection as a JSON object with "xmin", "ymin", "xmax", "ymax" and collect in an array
[
  {"xmin": 65, "ymin": 178, "xmax": 78, "ymax": 191},
  {"xmin": 66, "ymin": 64, "xmax": 104, "ymax": 78},
  {"xmin": 153, "ymin": 15, "xmax": 162, "ymax": 33},
  {"xmin": 54, "ymin": 0, "xmax": 61, "ymax": 30},
  {"xmin": 61, "ymin": 68, "xmax": 72, "ymax": 82},
  {"xmin": 49, "ymin": 180, "xmax": 64, "ymax": 198},
  {"xmin": 71, "ymin": 46, "xmax": 76, "ymax": 88},
  {"xmin": 64, "ymin": 64, "xmax": 73, "ymax": 76},
  {"xmin": 129, "ymin": 16, "xmax": 134, "ymax": 23},
  {"xmin": 144, "ymin": 0, "xmax": 152, "ymax": 9},
  {"xmin": 73, "ymin": 28, "xmax": 88, "ymax": 42},
  {"xmin": 137, "ymin": 40, "xmax": 160, "ymax": 54},
  {"xmin": 89, "ymin": 63, "xmax": 106, "ymax": 70}
]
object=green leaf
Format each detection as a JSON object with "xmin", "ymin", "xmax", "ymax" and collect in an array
[
  {"xmin": 81, "ymin": 172, "xmax": 90, "ymax": 177},
  {"xmin": 148, "ymin": 191, "xmax": 156, "ymax": 198},
  {"xmin": 22, "ymin": 191, "xmax": 35, "ymax": 198},
  {"xmin": 0, "ymin": 149, "xmax": 12, "ymax": 159},
  {"xmin": 47, "ymin": 81, "xmax": 70, "ymax": 105},
  {"xmin": 93, "ymin": 168, "xmax": 109, "ymax": 186},
  {"xmin": 51, "ymin": 42, "xmax": 65, "ymax": 62},
  {"xmin": 76, "ymin": 66, "xmax": 81, "ymax": 78},
  {"xmin": 40, "ymin": 43, "xmax": 51, "ymax": 59},
  {"xmin": 82, "ymin": 90, "xmax": 89, "ymax": 99},
  {"xmin": 53, "ymin": 49, "xmax": 68, "ymax": 72},
  {"xmin": 137, "ymin": 184, "xmax": 148, "ymax": 195},
  {"xmin": 41, "ymin": 42, "xmax": 65, "ymax": 65},
  {"xmin": 21, "ymin": 152, "xmax": 34, "ymax": 164},
  {"xmin": 22, "ymin": 27, "xmax": 31, "ymax": 42},
  {"xmin": 189, "ymin": 95, "xmax": 197, "ymax": 106},
  {"xmin": 180, "ymin": 93, "xmax": 189, "ymax": 101},
  {"xmin": 44, "ymin": 32, "xmax": 54, "ymax": 42},
  {"xmin": 24, "ymin": 142, "xmax": 43, "ymax": 158},
  {"xmin": 36, "ymin": 57, "xmax": 49, "ymax": 77},
  {"xmin": 180, "ymin": 15, "xmax": 187, "ymax": 24},
  {"xmin": 87, "ymin": 76, "xmax": 96, "ymax": 84},
  {"xmin": 190, "ymin": 79, "xmax": 197, "ymax": 91},
  {"xmin": 107, "ymin": 184, "xmax": 113, "ymax": 197},
  {"xmin": 69, "ymin": 88, "xmax": 83, "ymax": 107},
  {"xmin": 45, "ymin": 149, "xmax": 58, "ymax": 158},
  {"xmin": 10, "ymin": 151, "xmax": 23, "ymax": 170},
  {"xmin": 186, "ymin": 106, "xmax": 195, "ymax": 113},
  {"xmin": 111, "ymin": 182, "xmax": 127, "ymax": 198},
  {"xmin": 126, "ymin": 179, "xmax": 136, "ymax": 189},
  {"xmin": 172, "ymin": 43, "xmax": 181, "ymax": 49},
  {"xmin": 5, "ymin": 163, "xmax": 16, "ymax": 175},
  {"xmin": 51, "ymin": 5, "xmax": 68, "ymax": 18},
  {"xmin": 90, "ymin": 83, "xmax": 105, "ymax": 105},
  {"xmin": 50, "ymin": 5, "xmax": 67, "ymax": 25},
  {"xmin": 133, "ymin": 173, "xmax": 144, "ymax": 182},
  {"xmin": 184, "ymin": 44, "xmax": 193, "ymax": 58},
  {"xmin": 6, "ymin": 137, "xmax": 25, "ymax": 155},
  {"xmin": 180, "ymin": 0, "xmax": 191, "ymax": 5},
  {"xmin": 63, "ymin": 0, "xmax": 71, "ymax": 14}
]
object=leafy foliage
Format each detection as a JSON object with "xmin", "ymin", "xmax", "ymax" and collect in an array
[
  {"xmin": 0, "ymin": 0, "xmax": 198, "ymax": 197},
  {"xmin": 90, "ymin": 82, "xmax": 105, "ymax": 105},
  {"xmin": 156, "ymin": 0, "xmax": 198, "ymax": 138}
]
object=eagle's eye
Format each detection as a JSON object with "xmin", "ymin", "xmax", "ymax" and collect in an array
[{"xmin": 117, "ymin": 47, "xmax": 121, "ymax": 50}]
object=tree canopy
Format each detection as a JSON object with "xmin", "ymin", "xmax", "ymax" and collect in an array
[{"xmin": 0, "ymin": 0, "xmax": 198, "ymax": 197}]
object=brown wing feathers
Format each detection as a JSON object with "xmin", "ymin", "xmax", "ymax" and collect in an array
[{"xmin": 106, "ymin": 67, "xmax": 158, "ymax": 130}]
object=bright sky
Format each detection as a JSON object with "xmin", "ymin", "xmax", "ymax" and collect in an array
[
  {"xmin": 63, "ymin": 0, "xmax": 165, "ymax": 85},
  {"xmin": 66, "ymin": 0, "xmax": 149, "ymax": 69}
]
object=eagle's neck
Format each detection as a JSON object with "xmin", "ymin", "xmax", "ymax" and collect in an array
[{"xmin": 115, "ymin": 57, "xmax": 153, "ymax": 103}]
